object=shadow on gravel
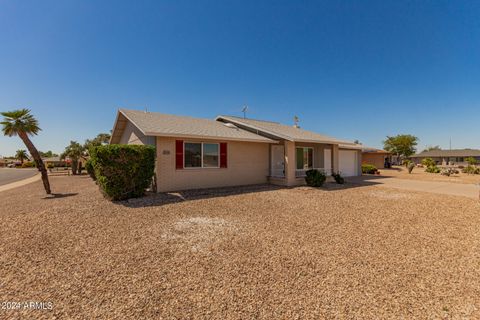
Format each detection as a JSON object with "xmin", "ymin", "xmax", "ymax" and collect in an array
[
  {"xmin": 42, "ymin": 193, "xmax": 79, "ymax": 199},
  {"xmin": 118, "ymin": 184, "xmax": 285, "ymax": 208}
]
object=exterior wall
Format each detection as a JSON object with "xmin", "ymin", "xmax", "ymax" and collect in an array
[
  {"xmin": 119, "ymin": 121, "xmax": 155, "ymax": 145},
  {"xmin": 156, "ymin": 137, "xmax": 270, "ymax": 192},
  {"xmin": 362, "ymin": 153, "xmax": 387, "ymax": 169}
]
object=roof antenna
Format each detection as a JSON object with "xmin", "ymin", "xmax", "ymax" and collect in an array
[
  {"xmin": 293, "ymin": 115, "xmax": 300, "ymax": 128},
  {"xmin": 144, "ymin": 106, "xmax": 148, "ymax": 113},
  {"xmin": 241, "ymin": 105, "xmax": 248, "ymax": 119}
]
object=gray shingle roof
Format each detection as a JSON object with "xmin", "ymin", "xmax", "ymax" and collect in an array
[
  {"xmin": 410, "ymin": 149, "xmax": 480, "ymax": 158},
  {"xmin": 217, "ymin": 115, "xmax": 356, "ymax": 145},
  {"xmin": 117, "ymin": 109, "xmax": 275, "ymax": 143}
]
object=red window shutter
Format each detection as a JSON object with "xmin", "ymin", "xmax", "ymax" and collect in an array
[
  {"xmin": 220, "ymin": 142, "xmax": 227, "ymax": 168},
  {"xmin": 175, "ymin": 140, "xmax": 183, "ymax": 169}
]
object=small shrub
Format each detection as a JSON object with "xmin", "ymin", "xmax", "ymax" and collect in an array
[
  {"xmin": 462, "ymin": 165, "xmax": 480, "ymax": 175},
  {"xmin": 331, "ymin": 172, "xmax": 345, "ymax": 184},
  {"xmin": 421, "ymin": 158, "xmax": 435, "ymax": 167},
  {"xmin": 90, "ymin": 145, "xmax": 156, "ymax": 200},
  {"xmin": 21, "ymin": 161, "xmax": 35, "ymax": 168},
  {"xmin": 403, "ymin": 159, "xmax": 412, "ymax": 168},
  {"xmin": 425, "ymin": 165, "xmax": 441, "ymax": 173},
  {"xmin": 407, "ymin": 162, "xmax": 415, "ymax": 174},
  {"xmin": 46, "ymin": 163, "xmax": 54, "ymax": 169},
  {"xmin": 361, "ymin": 164, "xmax": 378, "ymax": 174},
  {"xmin": 85, "ymin": 159, "xmax": 96, "ymax": 180},
  {"xmin": 305, "ymin": 169, "xmax": 326, "ymax": 187},
  {"xmin": 466, "ymin": 157, "xmax": 477, "ymax": 166}
]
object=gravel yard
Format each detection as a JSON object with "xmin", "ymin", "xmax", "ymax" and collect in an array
[
  {"xmin": 1, "ymin": 176, "xmax": 480, "ymax": 319},
  {"xmin": 380, "ymin": 166, "xmax": 480, "ymax": 185}
]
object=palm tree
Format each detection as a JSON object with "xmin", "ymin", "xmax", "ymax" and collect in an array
[
  {"xmin": 1, "ymin": 109, "xmax": 51, "ymax": 194},
  {"xmin": 15, "ymin": 149, "xmax": 28, "ymax": 164},
  {"xmin": 61, "ymin": 141, "xmax": 84, "ymax": 175}
]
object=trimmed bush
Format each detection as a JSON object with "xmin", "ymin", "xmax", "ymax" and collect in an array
[
  {"xmin": 361, "ymin": 164, "xmax": 377, "ymax": 174},
  {"xmin": 90, "ymin": 145, "xmax": 156, "ymax": 200},
  {"xmin": 21, "ymin": 161, "xmax": 35, "ymax": 168},
  {"xmin": 332, "ymin": 172, "xmax": 345, "ymax": 184},
  {"xmin": 85, "ymin": 159, "xmax": 96, "ymax": 180},
  {"xmin": 305, "ymin": 169, "xmax": 326, "ymax": 187}
]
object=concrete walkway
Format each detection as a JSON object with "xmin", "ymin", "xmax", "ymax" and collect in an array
[{"xmin": 350, "ymin": 176, "xmax": 480, "ymax": 199}]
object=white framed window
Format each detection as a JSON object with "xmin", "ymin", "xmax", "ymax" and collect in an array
[
  {"xmin": 184, "ymin": 142, "xmax": 219, "ymax": 168},
  {"xmin": 296, "ymin": 147, "xmax": 314, "ymax": 170}
]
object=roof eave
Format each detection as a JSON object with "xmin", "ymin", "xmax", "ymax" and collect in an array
[{"xmin": 143, "ymin": 131, "xmax": 278, "ymax": 143}]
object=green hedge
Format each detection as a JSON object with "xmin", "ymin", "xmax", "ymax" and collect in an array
[
  {"xmin": 85, "ymin": 159, "xmax": 96, "ymax": 180},
  {"xmin": 89, "ymin": 145, "xmax": 156, "ymax": 200},
  {"xmin": 361, "ymin": 164, "xmax": 377, "ymax": 174}
]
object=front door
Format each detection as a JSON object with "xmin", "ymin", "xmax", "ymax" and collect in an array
[{"xmin": 271, "ymin": 145, "xmax": 285, "ymax": 177}]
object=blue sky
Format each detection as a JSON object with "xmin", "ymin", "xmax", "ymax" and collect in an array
[{"xmin": 1, "ymin": 0, "xmax": 479, "ymax": 156}]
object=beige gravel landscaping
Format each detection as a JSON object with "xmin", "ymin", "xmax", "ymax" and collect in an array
[
  {"xmin": 380, "ymin": 166, "xmax": 480, "ymax": 185},
  {"xmin": 1, "ymin": 176, "xmax": 480, "ymax": 319}
]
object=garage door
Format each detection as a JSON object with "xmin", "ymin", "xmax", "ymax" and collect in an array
[{"xmin": 339, "ymin": 150, "xmax": 358, "ymax": 177}]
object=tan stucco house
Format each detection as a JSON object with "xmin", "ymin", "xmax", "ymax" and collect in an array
[
  {"xmin": 110, "ymin": 109, "xmax": 362, "ymax": 192},
  {"xmin": 362, "ymin": 147, "xmax": 391, "ymax": 169}
]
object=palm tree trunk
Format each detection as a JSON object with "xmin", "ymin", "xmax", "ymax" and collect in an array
[{"xmin": 18, "ymin": 132, "xmax": 51, "ymax": 194}]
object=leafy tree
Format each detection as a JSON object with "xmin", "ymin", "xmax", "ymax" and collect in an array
[
  {"xmin": 466, "ymin": 157, "xmax": 477, "ymax": 166},
  {"xmin": 1, "ymin": 109, "xmax": 51, "ymax": 194},
  {"xmin": 61, "ymin": 141, "xmax": 84, "ymax": 175},
  {"xmin": 84, "ymin": 133, "xmax": 111, "ymax": 154},
  {"xmin": 383, "ymin": 134, "xmax": 418, "ymax": 159},
  {"xmin": 15, "ymin": 149, "xmax": 28, "ymax": 164}
]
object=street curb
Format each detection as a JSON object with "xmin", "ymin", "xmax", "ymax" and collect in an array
[{"xmin": 0, "ymin": 173, "xmax": 41, "ymax": 193}]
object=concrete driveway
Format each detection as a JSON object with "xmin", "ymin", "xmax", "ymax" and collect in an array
[
  {"xmin": 0, "ymin": 168, "xmax": 38, "ymax": 186},
  {"xmin": 350, "ymin": 175, "xmax": 480, "ymax": 199}
]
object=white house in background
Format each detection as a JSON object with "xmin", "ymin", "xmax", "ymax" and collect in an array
[{"xmin": 110, "ymin": 109, "xmax": 362, "ymax": 192}]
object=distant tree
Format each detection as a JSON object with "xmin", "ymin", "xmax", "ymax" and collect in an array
[
  {"xmin": 422, "ymin": 145, "xmax": 441, "ymax": 153},
  {"xmin": 84, "ymin": 133, "xmax": 111, "ymax": 154},
  {"xmin": 61, "ymin": 141, "xmax": 84, "ymax": 175},
  {"xmin": 466, "ymin": 157, "xmax": 477, "ymax": 166},
  {"xmin": 1, "ymin": 109, "xmax": 51, "ymax": 194},
  {"xmin": 15, "ymin": 149, "xmax": 28, "ymax": 164},
  {"xmin": 39, "ymin": 150, "xmax": 59, "ymax": 158},
  {"xmin": 383, "ymin": 134, "xmax": 418, "ymax": 159},
  {"xmin": 353, "ymin": 139, "xmax": 362, "ymax": 145}
]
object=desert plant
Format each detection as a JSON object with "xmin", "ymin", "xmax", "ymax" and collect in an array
[
  {"xmin": 90, "ymin": 145, "xmax": 156, "ymax": 200},
  {"xmin": 1, "ymin": 109, "xmax": 51, "ymax": 194},
  {"xmin": 403, "ymin": 159, "xmax": 412, "ymax": 168},
  {"xmin": 305, "ymin": 169, "xmax": 326, "ymax": 187},
  {"xmin": 361, "ymin": 164, "xmax": 378, "ymax": 174},
  {"xmin": 465, "ymin": 157, "xmax": 477, "ymax": 166},
  {"xmin": 332, "ymin": 172, "xmax": 345, "ymax": 184},
  {"xmin": 21, "ymin": 161, "xmax": 35, "ymax": 168},
  {"xmin": 425, "ymin": 165, "xmax": 441, "ymax": 173},
  {"xmin": 462, "ymin": 165, "xmax": 480, "ymax": 175},
  {"xmin": 421, "ymin": 158, "xmax": 435, "ymax": 167}
]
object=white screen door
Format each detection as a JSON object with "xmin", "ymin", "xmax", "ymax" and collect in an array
[{"xmin": 271, "ymin": 145, "xmax": 285, "ymax": 177}]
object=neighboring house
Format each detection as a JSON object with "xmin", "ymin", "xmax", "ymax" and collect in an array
[
  {"xmin": 410, "ymin": 149, "xmax": 480, "ymax": 166},
  {"xmin": 0, "ymin": 158, "xmax": 5, "ymax": 167},
  {"xmin": 42, "ymin": 156, "xmax": 67, "ymax": 167},
  {"xmin": 110, "ymin": 109, "xmax": 362, "ymax": 192},
  {"xmin": 361, "ymin": 147, "xmax": 391, "ymax": 169}
]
